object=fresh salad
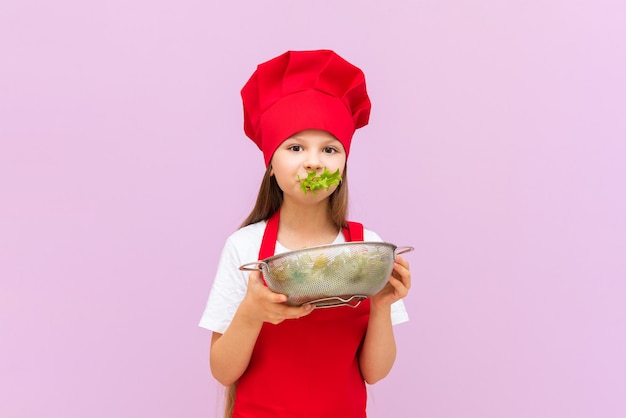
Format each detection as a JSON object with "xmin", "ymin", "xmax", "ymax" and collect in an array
[{"xmin": 270, "ymin": 249, "xmax": 391, "ymax": 285}]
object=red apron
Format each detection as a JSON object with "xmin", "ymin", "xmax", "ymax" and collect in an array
[{"xmin": 233, "ymin": 210, "xmax": 370, "ymax": 418}]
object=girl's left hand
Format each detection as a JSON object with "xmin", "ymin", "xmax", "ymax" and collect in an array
[{"xmin": 370, "ymin": 256, "xmax": 411, "ymax": 309}]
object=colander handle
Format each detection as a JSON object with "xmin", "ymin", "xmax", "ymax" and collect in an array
[
  {"xmin": 308, "ymin": 295, "xmax": 368, "ymax": 309},
  {"xmin": 395, "ymin": 246, "xmax": 414, "ymax": 256},
  {"xmin": 239, "ymin": 261, "xmax": 266, "ymax": 272}
]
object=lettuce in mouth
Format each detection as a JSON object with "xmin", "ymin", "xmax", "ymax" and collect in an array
[{"xmin": 297, "ymin": 168, "xmax": 342, "ymax": 194}]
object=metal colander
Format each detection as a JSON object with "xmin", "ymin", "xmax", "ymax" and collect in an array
[{"xmin": 240, "ymin": 242, "xmax": 413, "ymax": 308}]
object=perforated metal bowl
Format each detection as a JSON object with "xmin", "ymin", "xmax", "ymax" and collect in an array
[{"xmin": 240, "ymin": 242, "xmax": 413, "ymax": 308}]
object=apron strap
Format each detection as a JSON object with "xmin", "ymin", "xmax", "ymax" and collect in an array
[
  {"xmin": 259, "ymin": 210, "xmax": 280, "ymax": 260},
  {"xmin": 342, "ymin": 221, "xmax": 364, "ymax": 242}
]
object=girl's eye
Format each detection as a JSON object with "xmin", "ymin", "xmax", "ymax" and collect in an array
[
  {"xmin": 288, "ymin": 145, "xmax": 302, "ymax": 152},
  {"xmin": 323, "ymin": 146, "xmax": 338, "ymax": 154}
]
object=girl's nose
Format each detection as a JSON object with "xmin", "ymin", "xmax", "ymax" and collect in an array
[{"xmin": 304, "ymin": 153, "xmax": 323, "ymax": 171}]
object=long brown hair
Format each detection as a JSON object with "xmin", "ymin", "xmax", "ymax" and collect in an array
[
  {"xmin": 223, "ymin": 383, "xmax": 236, "ymax": 418},
  {"xmin": 240, "ymin": 165, "xmax": 350, "ymax": 229}
]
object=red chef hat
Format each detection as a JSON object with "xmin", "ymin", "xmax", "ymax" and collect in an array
[{"xmin": 241, "ymin": 50, "xmax": 371, "ymax": 166}]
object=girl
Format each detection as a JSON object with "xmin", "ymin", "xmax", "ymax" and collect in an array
[{"xmin": 199, "ymin": 50, "xmax": 411, "ymax": 418}]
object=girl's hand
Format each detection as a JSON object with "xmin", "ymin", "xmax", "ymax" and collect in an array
[
  {"xmin": 370, "ymin": 256, "xmax": 411, "ymax": 309},
  {"xmin": 239, "ymin": 270, "xmax": 314, "ymax": 325}
]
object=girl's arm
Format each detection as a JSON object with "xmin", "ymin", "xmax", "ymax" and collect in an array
[
  {"xmin": 358, "ymin": 256, "xmax": 411, "ymax": 384},
  {"xmin": 210, "ymin": 270, "xmax": 314, "ymax": 386}
]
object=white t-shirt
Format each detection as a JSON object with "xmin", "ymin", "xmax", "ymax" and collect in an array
[{"xmin": 199, "ymin": 221, "xmax": 409, "ymax": 333}]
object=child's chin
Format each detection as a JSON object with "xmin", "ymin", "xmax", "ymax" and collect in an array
[{"xmin": 307, "ymin": 188, "xmax": 337, "ymax": 197}]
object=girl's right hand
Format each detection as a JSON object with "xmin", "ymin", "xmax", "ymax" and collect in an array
[{"xmin": 239, "ymin": 270, "xmax": 314, "ymax": 325}]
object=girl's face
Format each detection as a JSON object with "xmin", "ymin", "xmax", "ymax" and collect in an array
[{"xmin": 270, "ymin": 129, "xmax": 346, "ymax": 203}]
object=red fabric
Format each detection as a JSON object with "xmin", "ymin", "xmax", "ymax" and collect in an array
[
  {"xmin": 241, "ymin": 50, "xmax": 371, "ymax": 166},
  {"xmin": 343, "ymin": 221, "xmax": 364, "ymax": 242},
  {"xmin": 258, "ymin": 210, "xmax": 279, "ymax": 260},
  {"xmin": 234, "ymin": 211, "xmax": 369, "ymax": 418}
]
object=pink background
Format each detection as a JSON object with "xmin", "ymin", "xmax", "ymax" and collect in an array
[{"xmin": 1, "ymin": 1, "xmax": 625, "ymax": 417}]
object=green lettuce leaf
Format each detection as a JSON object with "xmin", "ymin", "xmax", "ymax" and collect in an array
[{"xmin": 297, "ymin": 168, "xmax": 342, "ymax": 194}]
